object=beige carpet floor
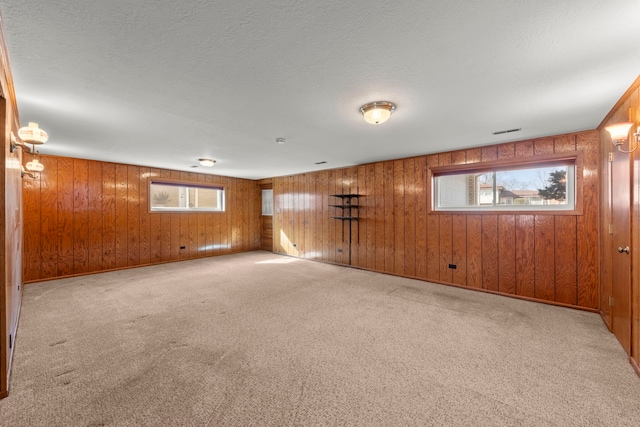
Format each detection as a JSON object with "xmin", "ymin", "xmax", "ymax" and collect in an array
[{"xmin": 1, "ymin": 250, "xmax": 639, "ymax": 426}]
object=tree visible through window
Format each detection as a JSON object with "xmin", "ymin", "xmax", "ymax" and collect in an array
[
  {"xmin": 538, "ymin": 170, "xmax": 567, "ymax": 202},
  {"xmin": 432, "ymin": 162, "xmax": 575, "ymax": 211}
]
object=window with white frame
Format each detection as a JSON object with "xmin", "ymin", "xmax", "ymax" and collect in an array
[
  {"xmin": 431, "ymin": 155, "xmax": 578, "ymax": 212},
  {"xmin": 150, "ymin": 181, "xmax": 225, "ymax": 212}
]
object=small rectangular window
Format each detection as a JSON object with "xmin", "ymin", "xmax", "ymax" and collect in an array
[
  {"xmin": 262, "ymin": 189, "xmax": 273, "ymax": 216},
  {"xmin": 431, "ymin": 153, "xmax": 580, "ymax": 212},
  {"xmin": 150, "ymin": 181, "xmax": 225, "ymax": 212}
]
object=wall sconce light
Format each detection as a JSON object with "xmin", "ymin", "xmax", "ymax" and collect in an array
[
  {"xmin": 360, "ymin": 101, "xmax": 396, "ymax": 125},
  {"xmin": 11, "ymin": 122, "xmax": 49, "ymax": 153},
  {"xmin": 26, "ymin": 157, "xmax": 45, "ymax": 173},
  {"xmin": 605, "ymin": 121, "xmax": 639, "ymax": 154},
  {"xmin": 21, "ymin": 166, "xmax": 36, "ymax": 179},
  {"xmin": 198, "ymin": 158, "xmax": 216, "ymax": 167}
]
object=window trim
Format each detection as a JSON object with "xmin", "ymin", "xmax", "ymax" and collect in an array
[
  {"xmin": 149, "ymin": 179, "xmax": 226, "ymax": 213},
  {"xmin": 427, "ymin": 151, "xmax": 584, "ymax": 215}
]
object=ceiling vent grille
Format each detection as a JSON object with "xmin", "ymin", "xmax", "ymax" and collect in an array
[{"xmin": 492, "ymin": 128, "xmax": 521, "ymax": 135}]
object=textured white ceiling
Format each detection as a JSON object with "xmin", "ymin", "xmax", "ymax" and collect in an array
[{"xmin": 1, "ymin": 0, "xmax": 639, "ymax": 179}]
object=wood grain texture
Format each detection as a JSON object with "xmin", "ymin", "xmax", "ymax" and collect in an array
[
  {"xmin": 72, "ymin": 159, "xmax": 89, "ymax": 274},
  {"xmin": 576, "ymin": 131, "xmax": 600, "ymax": 309},
  {"xmin": 384, "ymin": 161, "xmax": 395, "ymax": 273},
  {"xmin": 439, "ymin": 215, "xmax": 453, "ymax": 283},
  {"xmin": 451, "ymin": 214, "xmax": 467, "ymax": 286},
  {"xmin": 481, "ymin": 215, "xmax": 499, "ymax": 291},
  {"xmin": 23, "ymin": 155, "xmax": 261, "ymax": 282},
  {"xmin": 414, "ymin": 157, "xmax": 428, "ymax": 279},
  {"xmin": 403, "ymin": 158, "xmax": 416, "ymax": 276},
  {"xmin": 394, "ymin": 160, "xmax": 405, "ymax": 274},
  {"xmin": 57, "ymin": 157, "xmax": 74, "ymax": 276},
  {"xmin": 466, "ymin": 215, "xmax": 482, "ymax": 288},
  {"xmin": 515, "ymin": 215, "xmax": 535, "ymax": 298},
  {"xmin": 426, "ymin": 156, "xmax": 440, "ymax": 281},
  {"xmin": 534, "ymin": 215, "xmax": 555, "ymax": 301},
  {"xmin": 555, "ymin": 216, "xmax": 577, "ymax": 305},
  {"xmin": 498, "ymin": 215, "xmax": 516, "ymax": 295}
]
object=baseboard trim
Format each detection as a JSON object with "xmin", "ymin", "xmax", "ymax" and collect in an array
[
  {"xmin": 600, "ymin": 312, "xmax": 612, "ymax": 331},
  {"xmin": 283, "ymin": 254, "xmax": 600, "ymax": 313},
  {"xmin": 24, "ymin": 248, "xmax": 263, "ymax": 285},
  {"xmin": 631, "ymin": 357, "xmax": 640, "ymax": 378}
]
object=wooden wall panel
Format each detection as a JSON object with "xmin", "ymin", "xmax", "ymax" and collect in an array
[
  {"xmin": 426, "ymin": 155, "xmax": 440, "ymax": 281},
  {"xmin": 22, "ymin": 159, "xmax": 41, "ymax": 281},
  {"xmin": 481, "ymin": 215, "xmax": 499, "ymax": 291},
  {"xmin": 57, "ymin": 158, "xmax": 74, "ymax": 276},
  {"xmin": 466, "ymin": 215, "xmax": 482, "ymax": 288},
  {"xmin": 451, "ymin": 215, "xmax": 467, "ymax": 286},
  {"xmin": 139, "ymin": 167, "xmax": 151, "ymax": 264},
  {"xmin": 115, "ymin": 164, "xmax": 129, "ymax": 268},
  {"xmin": 555, "ymin": 216, "xmax": 577, "ymax": 305},
  {"xmin": 393, "ymin": 160, "xmax": 405, "ymax": 275},
  {"xmin": 577, "ymin": 131, "xmax": 600, "ymax": 309},
  {"xmin": 403, "ymin": 158, "xmax": 416, "ymax": 277},
  {"xmin": 414, "ymin": 157, "xmax": 427, "ymax": 279},
  {"xmin": 87, "ymin": 161, "xmax": 103, "ymax": 272},
  {"xmin": 439, "ymin": 215, "xmax": 453, "ymax": 283},
  {"xmin": 534, "ymin": 216, "xmax": 555, "ymax": 301},
  {"xmin": 101, "ymin": 163, "xmax": 116, "ymax": 270},
  {"xmin": 497, "ymin": 215, "xmax": 516, "ymax": 295},
  {"xmin": 72, "ymin": 159, "xmax": 89, "ymax": 274},
  {"xmin": 515, "ymin": 215, "xmax": 535, "ymax": 298},
  {"xmin": 266, "ymin": 129, "xmax": 599, "ymax": 311},
  {"xmin": 127, "ymin": 166, "xmax": 140, "ymax": 266},
  {"xmin": 23, "ymin": 155, "xmax": 261, "ymax": 282}
]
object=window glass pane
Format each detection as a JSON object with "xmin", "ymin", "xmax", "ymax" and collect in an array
[
  {"xmin": 150, "ymin": 182, "xmax": 224, "ymax": 212},
  {"xmin": 262, "ymin": 189, "xmax": 273, "ymax": 215},
  {"xmin": 434, "ymin": 164, "xmax": 574, "ymax": 211}
]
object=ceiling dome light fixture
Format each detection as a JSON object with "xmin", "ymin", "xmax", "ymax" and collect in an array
[
  {"xmin": 360, "ymin": 101, "xmax": 396, "ymax": 125},
  {"xmin": 198, "ymin": 158, "xmax": 216, "ymax": 167}
]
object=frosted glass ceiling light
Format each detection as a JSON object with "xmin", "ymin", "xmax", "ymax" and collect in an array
[
  {"xmin": 360, "ymin": 101, "xmax": 396, "ymax": 125},
  {"xmin": 605, "ymin": 121, "xmax": 639, "ymax": 154},
  {"xmin": 199, "ymin": 158, "xmax": 216, "ymax": 167}
]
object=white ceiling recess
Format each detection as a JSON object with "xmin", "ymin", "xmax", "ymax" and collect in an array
[{"xmin": 1, "ymin": 0, "xmax": 639, "ymax": 179}]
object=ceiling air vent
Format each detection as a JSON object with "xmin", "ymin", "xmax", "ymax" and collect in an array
[{"xmin": 492, "ymin": 128, "xmax": 521, "ymax": 135}]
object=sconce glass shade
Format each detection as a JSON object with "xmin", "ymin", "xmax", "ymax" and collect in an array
[
  {"xmin": 18, "ymin": 122, "xmax": 48, "ymax": 145},
  {"xmin": 26, "ymin": 158, "xmax": 44, "ymax": 172},
  {"xmin": 199, "ymin": 158, "xmax": 216, "ymax": 167},
  {"xmin": 605, "ymin": 122, "xmax": 634, "ymax": 142},
  {"xmin": 360, "ymin": 101, "xmax": 396, "ymax": 125}
]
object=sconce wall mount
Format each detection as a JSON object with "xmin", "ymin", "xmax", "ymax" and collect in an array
[{"xmin": 605, "ymin": 121, "xmax": 640, "ymax": 154}]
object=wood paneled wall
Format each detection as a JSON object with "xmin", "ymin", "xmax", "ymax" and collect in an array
[
  {"xmin": 22, "ymin": 155, "xmax": 262, "ymax": 282},
  {"xmin": 599, "ymin": 75, "xmax": 640, "ymax": 375},
  {"xmin": 273, "ymin": 131, "xmax": 600, "ymax": 310},
  {"xmin": 1, "ymin": 18, "xmax": 23, "ymax": 398}
]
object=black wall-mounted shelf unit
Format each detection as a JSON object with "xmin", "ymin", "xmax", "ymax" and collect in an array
[{"xmin": 329, "ymin": 194, "xmax": 360, "ymax": 265}]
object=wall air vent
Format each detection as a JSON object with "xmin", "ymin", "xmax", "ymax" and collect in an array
[{"xmin": 492, "ymin": 128, "xmax": 521, "ymax": 135}]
